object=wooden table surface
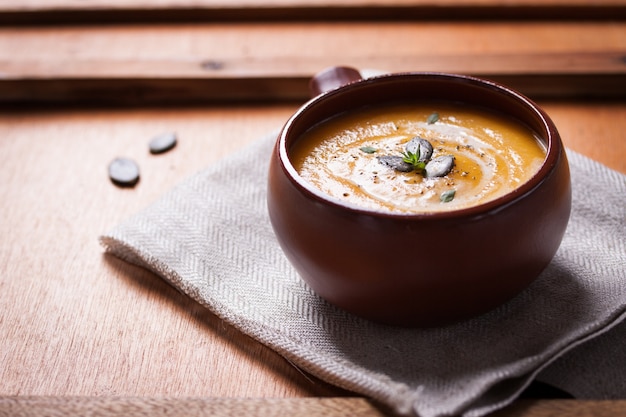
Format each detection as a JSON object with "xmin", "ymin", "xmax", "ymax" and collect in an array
[{"xmin": 1, "ymin": 1, "xmax": 625, "ymax": 416}]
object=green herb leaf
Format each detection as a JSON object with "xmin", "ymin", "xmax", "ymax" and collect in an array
[
  {"xmin": 360, "ymin": 146, "xmax": 377, "ymax": 154},
  {"xmin": 440, "ymin": 189, "xmax": 456, "ymax": 203},
  {"xmin": 427, "ymin": 112, "xmax": 439, "ymax": 124},
  {"xmin": 401, "ymin": 150, "xmax": 419, "ymax": 165},
  {"xmin": 401, "ymin": 150, "xmax": 426, "ymax": 173}
]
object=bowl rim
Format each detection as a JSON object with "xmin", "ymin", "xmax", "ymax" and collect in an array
[{"xmin": 277, "ymin": 71, "xmax": 563, "ymax": 220}]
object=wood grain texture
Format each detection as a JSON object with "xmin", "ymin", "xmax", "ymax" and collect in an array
[
  {"xmin": 0, "ymin": 397, "xmax": 387, "ymax": 417},
  {"xmin": 1, "ymin": 22, "xmax": 625, "ymax": 103},
  {"xmin": 0, "ymin": 105, "xmax": 348, "ymax": 400},
  {"xmin": 1, "ymin": 6, "xmax": 625, "ymax": 415},
  {"xmin": 0, "ymin": 0, "xmax": 625, "ymax": 23},
  {"xmin": 1, "ymin": 397, "xmax": 626, "ymax": 417},
  {"xmin": 0, "ymin": 101, "xmax": 624, "ymax": 405},
  {"xmin": 490, "ymin": 400, "xmax": 626, "ymax": 417},
  {"xmin": 542, "ymin": 102, "xmax": 626, "ymax": 174}
]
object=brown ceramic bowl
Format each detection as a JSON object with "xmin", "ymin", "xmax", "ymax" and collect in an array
[{"xmin": 267, "ymin": 67, "xmax": 571, "ymax": 327}]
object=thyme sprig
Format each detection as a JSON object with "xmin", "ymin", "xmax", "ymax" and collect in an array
[{"xmin": 401, "ymin": 149, "xmax": 426, "ymax": 175}]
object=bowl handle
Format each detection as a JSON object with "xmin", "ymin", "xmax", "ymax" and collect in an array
[{"xmin": 308, "ymin": 66, "xmax": 363, "ymax": 97}]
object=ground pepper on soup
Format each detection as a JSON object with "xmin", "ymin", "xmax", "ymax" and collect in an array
[{"xmin": 290, "ymin": 103, "xmax": 546, "ymax": 214}]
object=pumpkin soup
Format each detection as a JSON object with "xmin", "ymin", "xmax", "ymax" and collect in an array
[{"xmin": 291, "ymin": 103, "xmax": 546, "ymax": 213}]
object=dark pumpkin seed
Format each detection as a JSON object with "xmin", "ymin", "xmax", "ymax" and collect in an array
[
  {"xmin": 377, "ymin": 155, "xmax": 414, "ymax": 172},
  {"xmin": 108, "ymin": 157, "xmax": 140, "ymax": 187},
  {"xmin": 149, "ymin": 132, "xmax": 177, "ymax": 154}
]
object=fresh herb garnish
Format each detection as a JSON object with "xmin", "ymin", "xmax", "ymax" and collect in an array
[
  {"xmin": 360, "ymin": 146, "xmax": 377, "ymax": 154},
  {"xmin": 427, "ymin": 112, "xmax": 439, "ymax": 124},
  {"xmin": 371, "ymin": 125, "xmax": 459, "ymax": 201},
  {"xmin": 401, "ymin": 149, "xmax": 426, "ymax": 174},
  {"xmin": 440, "ymin": 189, "xmax": 456, "ymax": 203}
]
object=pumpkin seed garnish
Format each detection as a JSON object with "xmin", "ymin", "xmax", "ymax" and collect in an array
[
  {"xmin": 365, "ymin": 113, "xmax": 460, "ymax": 200},
  {"xmin": 376, "ymin": 137, "xmax": 455, "ymax": 178},
  {"xmin": 425, "ymin": 155, "xmax": 455, "ymax": 178},
  {"xmin": 377, "ymin": 155, "xmax": 414, "ymax": 172},
  {"xmin": 405, "ymin": 137, "xmax": 433, "ymax": 162}
]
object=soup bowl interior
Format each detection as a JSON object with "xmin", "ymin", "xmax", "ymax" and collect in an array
[{"xmin": 267, "ymin": 71, "xmax": 571, "ymax": 327}]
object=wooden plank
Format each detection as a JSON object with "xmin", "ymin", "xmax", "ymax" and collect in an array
[
  {"xmin": 491, "ymin": 400, "xmax": 626, "ymax": 417},
  {"xmin": 0, "ymin": 397, "xmax": 387, "ymax": 417},
  {"xmin": 1, "ymin": 20, "xmax": 625, "ymax": 103},
  {"xmin": 0, "ymin": 0, "xmax": 626, "ymax": 23},
  {"xmin": 3, "ymin": 51, "xmax": 624, "ymax": 78},
  {"xmin": 0, "ymin": 102, "xmax": 624, "ymax": 414},
  {"xmin": 0, "ymin": 104, "xmax": 346, "ymax": 401},
  {"xmin": 1, "ymin": 51, "xmax": 624, "ymax": 104},
  {"xmin": 2, "ymin": 397, "xmax": 626, "ymax": 417}
]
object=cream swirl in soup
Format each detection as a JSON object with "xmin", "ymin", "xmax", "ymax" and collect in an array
[{"xmin": 291, "ymin": 103, "xmax": 546, "ymax": 213}]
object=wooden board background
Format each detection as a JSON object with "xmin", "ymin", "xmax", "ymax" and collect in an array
[
  {"xmin": 1, "ymin": 22, "xmax": 626, "ymax": 104},
  {"xmin": 1, "ymin": 0, "xmax": 626, "ymax": 23},
  {"xmin": 1, "ymin": 1, "xmax": 625, "ymax": 416}
]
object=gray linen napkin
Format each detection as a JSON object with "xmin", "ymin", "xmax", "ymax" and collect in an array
[{"xmin": 100, "ymin": 130, "xmax": 626, "ymax": 417}]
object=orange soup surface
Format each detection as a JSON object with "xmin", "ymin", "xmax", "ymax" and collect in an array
[{"xmin": 291, "ymin": 103, "xmax": 546, "ymax": 213}]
